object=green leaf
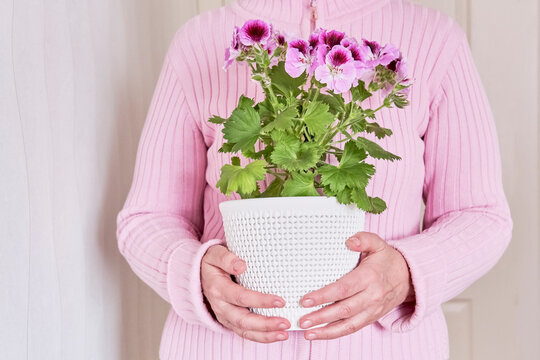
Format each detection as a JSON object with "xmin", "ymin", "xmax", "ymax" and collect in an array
[
  {"xmin": 370, "ymin": 197, "xmax": 387, "ymax": 213},
  {"xmin": 364, "ymin": 109, "xmax": 376, "ymax": 120},
  {"xmin": 311, "ymin": 76, "xmax": 326, "ymax": 89},
  {"xmin": 335, "ymin": 186, "xmax": 352, "ymax": 204},
  {"xmin": 349, "ymin": 116, "xmax": 367, "ymax": 134},
  {"xmin": 340, "ymin": 141, "xmax": 368, "ymax": 167},
  {"xmin": 254, "ymin": 97, "xmax": 274, "ymax": 124},
  {"xmin": 209, "ymin": 115, "xmax": 227, "ymax": 124},
  {"xmin": 275, "ymin": 106, "xmax": 299, "ymax": 130},
  {"xmin": 350, "ymin": 187, "xmax": 387, "ymax": 213},
  {"xmin": 251, "ymin": 73, "xmax": 265, "ymax": 82},
  {"xmin": 281, "ymin": 171, "xmax": 320, "ymax": 196},
  {"xmin": 270, "ymin": 131, "xmax": 324, "ymax": 171},
  {"xmin": 303, "ymin": 101, "xmax": 335, "ymax": 136},
  {"xmin": 322, "ymin": 183, "xmax": 336, "ymax": 197},
  {"xmin": 354, "ymin": 137, "xmax": 401, "ymax": 161},
  {"xmin": 350, "ymin": 81, "xmax": 372, "ymax": 103},
  {"xmin": 388, "ymin": 92, "xmax": 410, "ymax": 109},
  {"xmin": 238, "ymin": 95, "xmax": 255, "ymax": 109},
  {"xmin": 365, "ymin": 122, "xmax": 393, "ymax": 139},
  {"xmin": 269, "ymin": 61, "xmax": 307, "ymax": 99},
  {"xmin": 222, "ymin": 106, "xmax": 261, "ymax": 153},
  {"xmin": 218, "ymin": 142, "xmax": 235, "ymax": 153},
  {"xmin": 318, "ymin": 162, "xmax": 375, "ymax": 192},
  {"xmin": 262, "ymin": 106, "xmax": 298, "ymax": 133},
  {"xmin": 216, "ymin": 159, "xmax": 267, "ymax": 196},
  {"xmin": 350, "ymin": 187, "xmax": 372, "ymax": 212},
  {"xmin": 260, "ymin": 145, "xmax": 274, "ymax": 162},
  {"xmin": 316, "ymin": 93, "xmax": 345, "ymax": 115},
  {"xmin": 242, "ymin": 182, "xmax": 262, "ymax": 199},
  {"xmin": 260, "ymin": 176, "xmax": 285, "ymax": 197},
  {"xmin": 241, "ymin": 143, "xmax": 273, "ymax": 160},
  {"xmin": 318, "ymin": 142, "xmax": 375, "ymax": 192}
]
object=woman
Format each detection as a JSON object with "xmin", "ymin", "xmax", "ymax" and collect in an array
[{"xmin": 116, "ymin": 0, "xmax": 513, "ymax": 358}]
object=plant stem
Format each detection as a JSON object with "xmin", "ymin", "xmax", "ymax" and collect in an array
[
  {"xmin": 312, "ymin": 87, "xmax": 320, "ymax": 103},
  {"xmin": 338, "ymin": 102, "xmax": 388, "ymax": 138},
  {"xmin": 302, "ymin": 126, "xmax": 310, "ymax": 142},
  {"xmin": 266, "ymin": 170, "xmax": 287, "ymax": 178},
  {"xmin": 262, "ymin": 65, "xmax": 279, "ymax": 110},
  {"xmin": 318, "ymin": 125, "xmax": 340, "ymax": 147},
  {"xmin": 341, "ymin": 130, "xmax": 356, "ymax": 142},
  {"xmin": 332, "ymin": 137, "xmax": 349, "ymax": 144},
  {"xmin": 249, "ymin": 59, "xmax": 279, "ymax": 113}
]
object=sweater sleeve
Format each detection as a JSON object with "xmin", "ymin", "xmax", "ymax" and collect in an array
[
  {"xmin": 376, "ymin": 25, "xmax": 513, "ymax": 332},
  {"xmin": 115, "ymin": 34, "xmax": 228, "ymax": 333}
]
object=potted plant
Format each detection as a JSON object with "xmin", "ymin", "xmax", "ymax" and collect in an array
[{"xmin": 210, "ymin": 19, "xmax": 411, "ymax": 330}]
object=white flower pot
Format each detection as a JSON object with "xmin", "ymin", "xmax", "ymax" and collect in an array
[{"xmin": 218, "ymin": 196, "xmax": 365, "ymax": 330}]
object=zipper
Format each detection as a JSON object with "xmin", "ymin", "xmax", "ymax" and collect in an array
[{"xmin": 310, "ymin": 0, "xmax": 319, "ymax": 33}]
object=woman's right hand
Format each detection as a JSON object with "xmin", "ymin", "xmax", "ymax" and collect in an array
[{"xmin": 201, "ymin": 244, "xmax": 291, "ymax": 343}]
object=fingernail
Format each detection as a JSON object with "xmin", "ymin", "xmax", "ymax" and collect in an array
[
  {"xmin": 306, "ymin": 332, "xmax": 316, "ymax": 340},
  {"xmin": 279, "ymin": 322, "xmax": 289, "ymax": 330},
  {"xmin": 300, "ymin": 320, "xmax": 312, "ymax": 328},
  {"xmin": 349, "ymin": 237, "xmax": 361, "ymax": 247},
  {"xmin": 277, "ymin": 333, "xmax": 286, "ymax": 340},
  {"xmin": 233, "ymin": 260, "xmax": 243, "ymax": 272},
  {"xmin": 273, "ymin": 300, "xmax": 285, "ymax": 307},
  {"xmin": 302, "ymin": 298, "xmax": 314, "ymax": 307}
]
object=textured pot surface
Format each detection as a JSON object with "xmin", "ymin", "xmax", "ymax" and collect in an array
[{"xmin": 219, "ymin": 196, "xmax": 365, "ymax": 330}]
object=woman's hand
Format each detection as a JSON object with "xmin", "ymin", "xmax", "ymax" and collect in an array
[
  {"xmin": 298, "ymin": 232, "xmax": 414, "ymax": 340},
  {"xmin": 201, "ymin": 244, "xmax": 291, "ymax": 343}
]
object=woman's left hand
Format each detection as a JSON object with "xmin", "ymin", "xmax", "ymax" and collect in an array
[{"xmin": 298, "ymin": 232, "xmax": 414, "ymax": 340}]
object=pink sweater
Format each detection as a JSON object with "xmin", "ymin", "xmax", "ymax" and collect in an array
[{"xmin": 116, "ymin": 0, "xmax": 513, "ymax": 358}]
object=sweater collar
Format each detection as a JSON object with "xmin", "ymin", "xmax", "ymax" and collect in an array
[{"xmin": 232, "ymin": 0, "xmax": 389, "ymax": 24}]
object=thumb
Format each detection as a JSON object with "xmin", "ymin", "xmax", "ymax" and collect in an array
[
  {"xmin": 203, "ymin": 244, "xmax": 246, "ymax": 275},
  {"xmin": 346, "ymin": 232, "xmax": 386, "ymax": 254}
]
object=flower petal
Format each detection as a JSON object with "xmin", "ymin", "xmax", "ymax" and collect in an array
[{"xmin": 239, "ymin": 19, "xmax": 272, "ymax": 46}]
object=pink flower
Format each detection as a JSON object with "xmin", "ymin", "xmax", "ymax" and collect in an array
[
  {"xmin": 357, "ymin": 40, "xmax": 380, "ymax": 65},
  {"xmin": 341, "ymin": 40, "xmax": 367, "ymax": 87},
  {"xmin": 306, "ymin": 28, "xmax": 327, "ymax": 61},
  {"xmin": 312, "ymin": 43, "xmax": 329, "ymax": 69},
  {"xmin": 274, "ymin": 30, "xmax": 288, "ymax": 46},
  {"xmin": 308, "ymin": 30, "xmax": 322, "ymax": 50},
  {"xmin": 267, "ymin": 30, "xmax": 292, "ymax": 53},
  {"xmin": 340, "ymin": 36, "xmax": 358, "ymax": 48},
  {"xmin": 319, "ymin": 29, "xmax": 346, "ymax": 48},
  {"xmin": 356, "ymin": 40, "xmax": 402, "ymax": 84},
  {"xmin": 223, "ymin": 26, "xmax": 242, "ymax": 71},
  {"xmin": 378, "ymin": 43, "xmax": 400, "ymax": 66},
  {"xmin": 285, "ymin": 39, "xmax": 315, "ymax": 77},
  {"xmin": 314, "ymin": 45, "xmax": 356, "ymax": 94},
  {"xmin": 263, "ymin": 30, "xmax": 292, "ymax": 66},
  {"xmin": 387, "ymin": 54, "xmax": 407, "ymax": 81},
  {"xmin": 239, "ymin": 19, "xmax": 272, "ymax": 47},
  {"xmin": 307, "ymin": 29, "xmax": 348, "ymax": 71},
  {"xmin": 380, "ymin": 53, "xmax": 410, "ymax": 97},
  {"xmin": 358, "ymin": 40, "xmax": 400, "ymax": 68},
  {"xmin": 265, "ymin": 38, "xmax": 278, "ymax": 55}
]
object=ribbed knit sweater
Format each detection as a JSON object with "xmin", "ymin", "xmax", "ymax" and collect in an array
[{"xmin": 115, "ymin": 0, "xmax": 513, "ymax": 358}]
